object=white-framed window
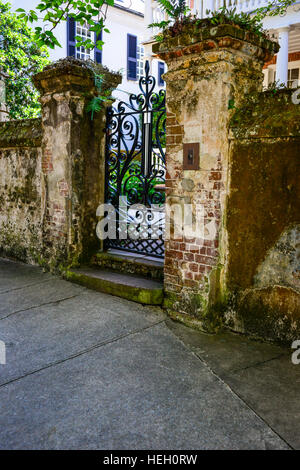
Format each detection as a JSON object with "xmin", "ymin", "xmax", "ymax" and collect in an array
[
  {"xmin": 76, "ymin": 22, "xmax": 92, "ymax": 60},
  {"xmin": 288, "ymin": 68, "xmax": 299, "ymax": 89},
  {"xmin": 137, "ymin": 41, "xmax": 145, "ymax": 80},
  {"xmin": 267, "ymin": 68, "xmax": 276, "ymax": 86}
]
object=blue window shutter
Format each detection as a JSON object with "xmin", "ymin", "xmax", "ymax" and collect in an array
[
  {"xmin": 127, "ymin": 34, "xmax": 137, "ymax": 81},
  {"xmin": 94, "ymin": 28, "xmax": 103, "ymax": 64},
  {"xmin": 67, "ymin": 17, "xmax": 76, "ymax": 57},
  {"xmin": 158, "ymin": 62, "xmax": 165, "ymax": 86}
]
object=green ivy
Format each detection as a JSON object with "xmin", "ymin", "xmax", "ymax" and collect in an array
[{"xmin": 0, "ymin": 1, "xmax": 50, "ymax": 120}]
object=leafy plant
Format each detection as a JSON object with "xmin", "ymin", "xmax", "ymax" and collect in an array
[
  {"xmin": 228, "ymin": 98, "xmax": 235, "ymax": 110},
  {"xmin": 14, "ymin": 0, "xmax": 297, "ymax": 53},
  {"xmin": 264, "ymin": 79, "xmax": 288, "ymax": 94},
  {"xmin": 109, "ymin": 160, "xmax": 165, "ymax": 204},
  {"xmin": 148, "ymin": 0, "xmax": 195, "ymax": 38},
  {"xmin": 86, "ymin": 72, "xmax": 113, "ymax": 119},
  {"xmin": 253, "ymin": 0, "xmax": 296, "ymax": 22},
  {"xmin": 16, "ymin": 0, "xmax": 114, "ymax": 51},
  {"xmin": 85, "ymin": 62, "xmax": 125, "ymax": 119},
  {"xmin": 205, "ymin": 7, "xmax": 265, "ymax": 37},
  {"xmin": 0, "ymin": 1, "xmax": 50, "ymax": 119},
  {"xmin": 149, "ymin": 0, "xmax": 189, "ymax": 29},
  {"xmin": 149, "ymin": 1, "xmax": 295, "ymax": 40}
]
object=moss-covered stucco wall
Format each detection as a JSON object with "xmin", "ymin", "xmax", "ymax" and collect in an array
[
  {"xmin": 0, "ymin": 58, "xmax": 121, "ymax": 271},
  {"xmin": 33, "ymin": 59, "xmax": 122, "ymax": 270},
  {"xmin": 0, "ymin": 119, "xmax": 44, "ymax": 263},
  {"xmin": 226, "ymin": 90, "xmax": 300, "ymax": 343}
]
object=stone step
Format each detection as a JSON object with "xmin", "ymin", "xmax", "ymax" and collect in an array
[
  {"xmin": 91, "ymin": 249, "xmax": 164, "ymax": 281},
  {"xmin": 65, "ymin": 267, "xmax": 164, "ymax": 306}
]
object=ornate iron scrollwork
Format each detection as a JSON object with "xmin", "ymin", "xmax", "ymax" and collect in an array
[{"xmin": 105, "ymin": 61, "xmax": 166, "ymax": 258}]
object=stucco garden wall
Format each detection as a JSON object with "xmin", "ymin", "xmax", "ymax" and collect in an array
[
  {"xmin": 0, "ymin": 119, "xmax": 44, "ymax": 263},
  {"xmin": 0, "ymin": 58, "xmax": 121, "ymax": 269},
  {"xmin": 226, "ymin": 90, "xmax": 300, "ymax": 342}
]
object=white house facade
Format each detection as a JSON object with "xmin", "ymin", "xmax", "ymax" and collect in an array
[
  {"xmin": 10, "ymin": 1, "xmax": 300, "ymax": 92},
  {"xmin": 144, "ymin": 0, "xmax": 300, "ymax": 89},
  {"xmin": 10, "ymin": 0, "xmax": 166, "ymax": 102}
]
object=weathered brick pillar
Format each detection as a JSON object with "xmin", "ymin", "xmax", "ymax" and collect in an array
[
  {"xmin": 153, "ymin": 24, "xmax": 278, "ymax": 331},
  {"xmin": 33, "ymin": 58, "xmax": 121, "ymax": 268}
]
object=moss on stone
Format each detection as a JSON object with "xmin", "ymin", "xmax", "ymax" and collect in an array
[
  {"xmin": 0, "ymin": 118, "xmax": 42, "ymax": 148},
  {"xmin": 235, "ymin": 286, "xmax": 300, "ymax": 345},
  {"xmin": 153, "ymin": 22, "xmax": 278, "ymax": 62},
  {"xmin": 230, "ymin": 89, "xmax": 300, "ymax": 139},
  {"xmin": 92, "ymin": 252, "xmax": 164, "ymax": 281},
  {"xmin": 163, "ymin": 267, "xmax": 225, "ymax": 334},
  {"xmin": 64, "ymin": 269, "xmax": 164, "ymax": 305}
]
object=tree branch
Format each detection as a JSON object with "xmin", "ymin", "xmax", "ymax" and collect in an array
[{"xmin": 48, "ymin": 0, "xmax": 72, "ymax": 33}]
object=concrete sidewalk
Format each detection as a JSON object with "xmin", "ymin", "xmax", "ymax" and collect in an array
[{"xmin": 0, "ymin": 257, "xmax": 298, "ymax": 450}]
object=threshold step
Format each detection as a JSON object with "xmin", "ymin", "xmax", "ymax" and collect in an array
[
  {"xmin": 91, "ymin": 250, "xmax": 164, "ymax": 281},
  {"xmin": 65, "ymin": 268, "xmax": 164, "ymax": 305}
]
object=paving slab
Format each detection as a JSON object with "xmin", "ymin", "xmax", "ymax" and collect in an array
[
  {"xmin": 0, "ymin": 323, "xmax": 288, "ymax": 450},
  {"xmin": 0, "ymin": 289, "xmax": 164, "ymax": 386},
  {"xmin": 0, "ymin": 278, "xmax": 85, "ymax": 320},
  {"xmin": 0, "ymin": 258, "xmax": 293, "ymax": 450},
  {"xmin": 0, "ymin": 258, "xmax": 53, "ymax": 295},
  {"xmin": 222, "ymin": 356, "xmax": 300, "ymax": 450},
  {"xmin": 167, "ymin": 319, "xmax": 299, "ymax": 449},
  {"xmin": 166, "ymin": 319, "xmax": 288, "ymax": 375}
]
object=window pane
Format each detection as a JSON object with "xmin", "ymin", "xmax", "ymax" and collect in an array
[
  {"xmin": 75, "ymin": 21, "xmax": 92, "ymax": 61},
  {"xmin": 128, "ymin": 35, "xmax": 137, "ymax": 59},
  {"xmin": 136, "ymin": 39, "xmax": 144, "ymax": 80}
]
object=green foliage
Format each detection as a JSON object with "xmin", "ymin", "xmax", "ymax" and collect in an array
[
  {"xmin": 110, "ymin": 161, "xmax": 165, "ymax": 204},
  {"xmin": 86, "ymin": 71, "xmax": 113, "ymax": 120},
  {"xmin": 0, "ymin": 1, "xmax": 50, "ymax": 119},
  {"xmin": 253, "ymin": 0, "xmax": 296, "ymax": 22},
  {"xmin": 205, "ymin": 7, "xmax": 265, "ymax": 37},
  {"xmin": 16, "ymin": 0, "xmax": 115, "ymax": 51},
  {"xmin": 151, "ymin": 5, "xmax": 266, "ymax": 38},
  {"xmin": 149, "ymin": 0, "xmax": 189, "ymax": 28},
  {"xmin": 264, "ymin": 79, "xmax": 288, "ymax": 94},
  {"xmin": 149, "ymin": 1, "xmax": 295, "ymax": 39},
  {"xmin": 228, "ymin": 98, "xmax": 235, "ymax": 110},
  {"xmin": 153, "ymin": 112, "xmax": 166, "ymax": 148},
  {"xmin": 152, "ymin": 96, "xmax": 166, "ymax": 148},
  {"xmin": 13, "ymin": 0, "xmax": 296, "ymax": 52}
]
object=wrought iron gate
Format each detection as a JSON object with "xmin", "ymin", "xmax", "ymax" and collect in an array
[{"xmin": 104, "ymin": 61, "xmax": 166, "ymax": 258}]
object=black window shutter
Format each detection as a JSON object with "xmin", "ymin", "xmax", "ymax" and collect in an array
[
  {"xmin": 158, "ymin": 61, "xmax": 165, "ymax": 86},
  {"xmin": 67, "ymin": 17, "xmax": 76, "ymax": 57},
  {"xmin": 94, "ymin": 28, "xmax": 103, "ymax": 64},
  {"xmin": 127, "ymin": 34, "xmax": 137, "ymax": 81}
]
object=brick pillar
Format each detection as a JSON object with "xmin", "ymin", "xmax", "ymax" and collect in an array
[
  {"xmin": 33, "ymin": 58, "xmax": 121, "ymax": 269},
  {"xmin": 153, "ymin": 24, "xmax": 278, "ymax": 331}
]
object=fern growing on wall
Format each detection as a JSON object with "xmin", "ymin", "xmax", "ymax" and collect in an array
[
  {"xmin": 148, "ymin": 3, "xmax": 269, "ymax": 41},
  {"xmin": 149, "ymin": 0, "xmax": 190, "ymax": 29}
]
